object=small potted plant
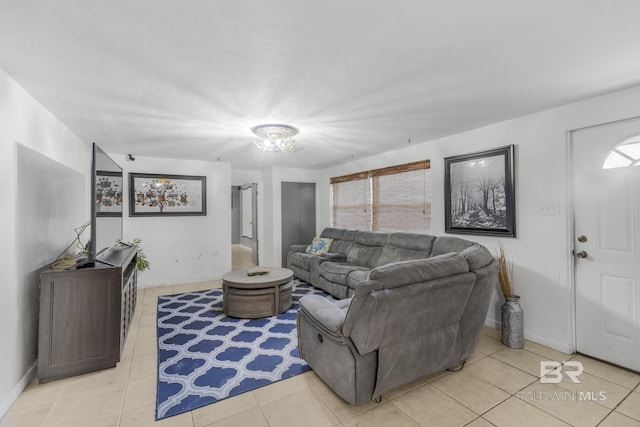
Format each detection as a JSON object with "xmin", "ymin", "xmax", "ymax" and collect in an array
[
  {"xmin": 120, "ymin": 238, "xmax": 150, "ymax": 272},
  {"xmin": 132, "ymin": 238, "xmax": 150, "ymax": 272},
  {"xmin": 497, "ymin": 245, "xmax": 523, "ymax": 348}
]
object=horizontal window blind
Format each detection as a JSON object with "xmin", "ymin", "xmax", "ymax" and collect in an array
[
  {"xmin": 330, "ymin": 160, "xmax": 430, "ymax": 233},
  {"xmin": 372, "ymin": 166, "xmax": 431, "ymax": 233},
  {"xmin": 330, "ymin": 175, "xmax": 371, "ymax": 230}
]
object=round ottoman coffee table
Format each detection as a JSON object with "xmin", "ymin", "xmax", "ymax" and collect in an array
[{"xmin": 222, "ymin": 267, "xmax": 294, "ymax": 318}]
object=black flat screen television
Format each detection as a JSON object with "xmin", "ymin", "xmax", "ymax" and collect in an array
[{"xmin": 88, "ymin": 143, "xmax": 124, "ymax": 264}]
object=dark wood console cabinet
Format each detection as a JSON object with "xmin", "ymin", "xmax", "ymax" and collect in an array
[{"xmin": 38, "ymin": 244, "xmax": 137, "ymax": 382}]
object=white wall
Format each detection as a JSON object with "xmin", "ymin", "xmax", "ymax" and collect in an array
[
  {"xmin": 0, "ymin": 67, "xmax": 90, "ymax": 418},
  {"xmin": 111, "ymin": 154, "xmax": 232, "ymax": 287},
  {"xmin": 231, "ymin": 168, "xmax": 263, "ymax": 186},
  {"xmin": 315, "ymin": 84, "xmax": 640, "ymax": 354}
]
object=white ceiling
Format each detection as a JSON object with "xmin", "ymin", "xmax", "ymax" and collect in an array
[{"xmin": 2, "ymin": 1, "xmax": 640, "ymax": 169}]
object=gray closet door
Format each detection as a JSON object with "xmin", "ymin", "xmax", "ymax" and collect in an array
[{"xmin": 281, "ymin": 182, "xmax": 316, "ymax": 267}]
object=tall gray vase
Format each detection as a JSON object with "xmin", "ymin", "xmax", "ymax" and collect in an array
[{"xmin": 502, "ymin": 296, "xmax": 524, "ymax": 348}]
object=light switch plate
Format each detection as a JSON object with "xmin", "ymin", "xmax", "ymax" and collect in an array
[{"xmin": 538, "ymin": 202, "xmax": 560, "ymax": 215}]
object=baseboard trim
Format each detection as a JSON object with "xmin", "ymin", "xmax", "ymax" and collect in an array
[
  {"xmin": 485, "ymin": 318, "xmax": 501, "ymax": 330},
  {"xmin": 524, "ymin": 331, "xmax": 574, "ymax": 355},
  {"xmin": 0, "ymin": 362, "xmax": 37, "ymax": 420},
  {"xmin": 484, "ymin": 319, "xmax": 574, "ymax": 355}
]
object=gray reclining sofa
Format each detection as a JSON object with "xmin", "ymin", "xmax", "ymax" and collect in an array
[
  {"xmin": 290, "ymin": 227, "xmax": 497, "ymax": 404},
  {"xmin": 287, "ymin": 227, "xmax": 494, "ymax": 299}
]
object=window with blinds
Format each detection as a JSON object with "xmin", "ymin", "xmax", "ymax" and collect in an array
[
  {"xmin": 330, "ymin": 172, "xmax": 371, "ymax": 230},
  {"xmin": 330, "ymin": 160, "xmax": 431, "ymax": 233}
]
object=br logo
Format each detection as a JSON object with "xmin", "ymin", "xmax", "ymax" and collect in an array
[{"xmin": 540, "ymin": 361, "xmax": 584, "ymax": 384}]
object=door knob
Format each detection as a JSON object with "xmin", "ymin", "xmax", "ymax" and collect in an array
[{"xmin": 575, "ymin": 250, "xmax": 588, "ymax": 259}]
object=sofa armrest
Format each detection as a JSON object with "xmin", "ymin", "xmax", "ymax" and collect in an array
[
  {"xmin": 308, "ymin": 253, "xmax": 348, "ymax": 285},
  {"xmin": 319, "ymin": 252, "xmax": 347, "ymax": 261},
  {"xmin": 298, "ymin": 295, "xmax": 347, "ymax": 337},
  {"xmin": 341, "ymin": 281, "xmax": 389, "ymax": 355}
]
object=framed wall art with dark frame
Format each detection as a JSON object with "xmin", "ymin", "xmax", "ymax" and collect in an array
[
  {"xmin": 96, "ymin": 171, "xmax": 123, "ymax": 217},
  {"xmin": 444, "ymin": 145, "xmax": 516, "ymax": 237},
  {"xmin": 129, "ymin": 173, "xmax": 207, "ymax": 217}
]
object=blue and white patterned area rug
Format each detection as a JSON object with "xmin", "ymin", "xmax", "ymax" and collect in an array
[{"xmin": 156, "ymin": 279, "xmax": 329, "ymax": 420}]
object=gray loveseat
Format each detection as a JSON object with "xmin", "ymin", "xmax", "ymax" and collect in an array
[{"xmin": 292, "ymin": 228, "xmax": 497, "ymax": 404}]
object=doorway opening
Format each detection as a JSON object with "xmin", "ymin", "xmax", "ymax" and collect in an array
[{"xmin": 231, "ymin": 183, "xmax": 258, "ymax": 270}]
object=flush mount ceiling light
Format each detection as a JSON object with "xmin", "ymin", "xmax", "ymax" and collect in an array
[{"xmin": 252, "ymin": 124, "xmax": 299, "ymax": 152}]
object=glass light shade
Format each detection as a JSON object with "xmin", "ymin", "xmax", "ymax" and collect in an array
[{"xmin": 252, "ymin": 124, "xmax": 299, "ymax": 152}]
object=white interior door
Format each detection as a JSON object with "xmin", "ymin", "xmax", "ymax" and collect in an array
[
  {"xmin": 241, "ymin": 183, "xmax": 259, "ymax": 265},
  {"xmin": 572, "ymin": 118, "xmax": 640, "ymax": 372},
  {"xmin": 241, "ymin": 187, "xmax": 253, "ymax": 239}
]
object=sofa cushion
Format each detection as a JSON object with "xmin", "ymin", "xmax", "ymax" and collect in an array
[
  {"xmin": 346, "ymin": 270, "xmax": 370, "ymax": 289},
  {"xmin": 431, "ymin": 236, "xmax": 493, "ymax": 270},
  {"xmin": 377, "ymin": 232, "xmax": 436, "ymax": 265},
  {"xmin": 368, "ymin": 253, "xmax": 469, "ymax": 289},
  {"xmin": 298, "ymin": 295, "xmax": 347, "ymax": 336},
  {"xmin": 459, "ymin": 245, "xmax": 494, "ymax": 270},
  {"xmin": 321, "ymin": 228, "xmax": 357, "ymax": 255},
  {"xmin": 319, "ymin": 262, "xmax": 371, "ymax": 286},
  {"xmin": 346, "ymin": 231, "xmax": 389, "ymax": 268},
  {"xmin": 289, "ymin": 252, "xmax": 316, "ymax": 271},
  {"xmin": 319, "ymin": 227, "xmax": 348, "ymax": 240}
]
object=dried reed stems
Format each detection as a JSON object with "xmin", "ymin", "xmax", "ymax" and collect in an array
[{"xmin": 497, "ymin": 245, "xmax": 514, "ymax": 298}]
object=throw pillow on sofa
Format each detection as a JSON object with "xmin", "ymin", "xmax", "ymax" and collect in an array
[{"xmin": 305, "ymin": 237, "xmax": 334, "ymax": 255}]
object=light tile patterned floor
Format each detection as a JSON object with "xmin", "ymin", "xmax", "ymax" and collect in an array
[{"xmin": 3, "ymin": 280, "xmax": 640, "ymax": 426}]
